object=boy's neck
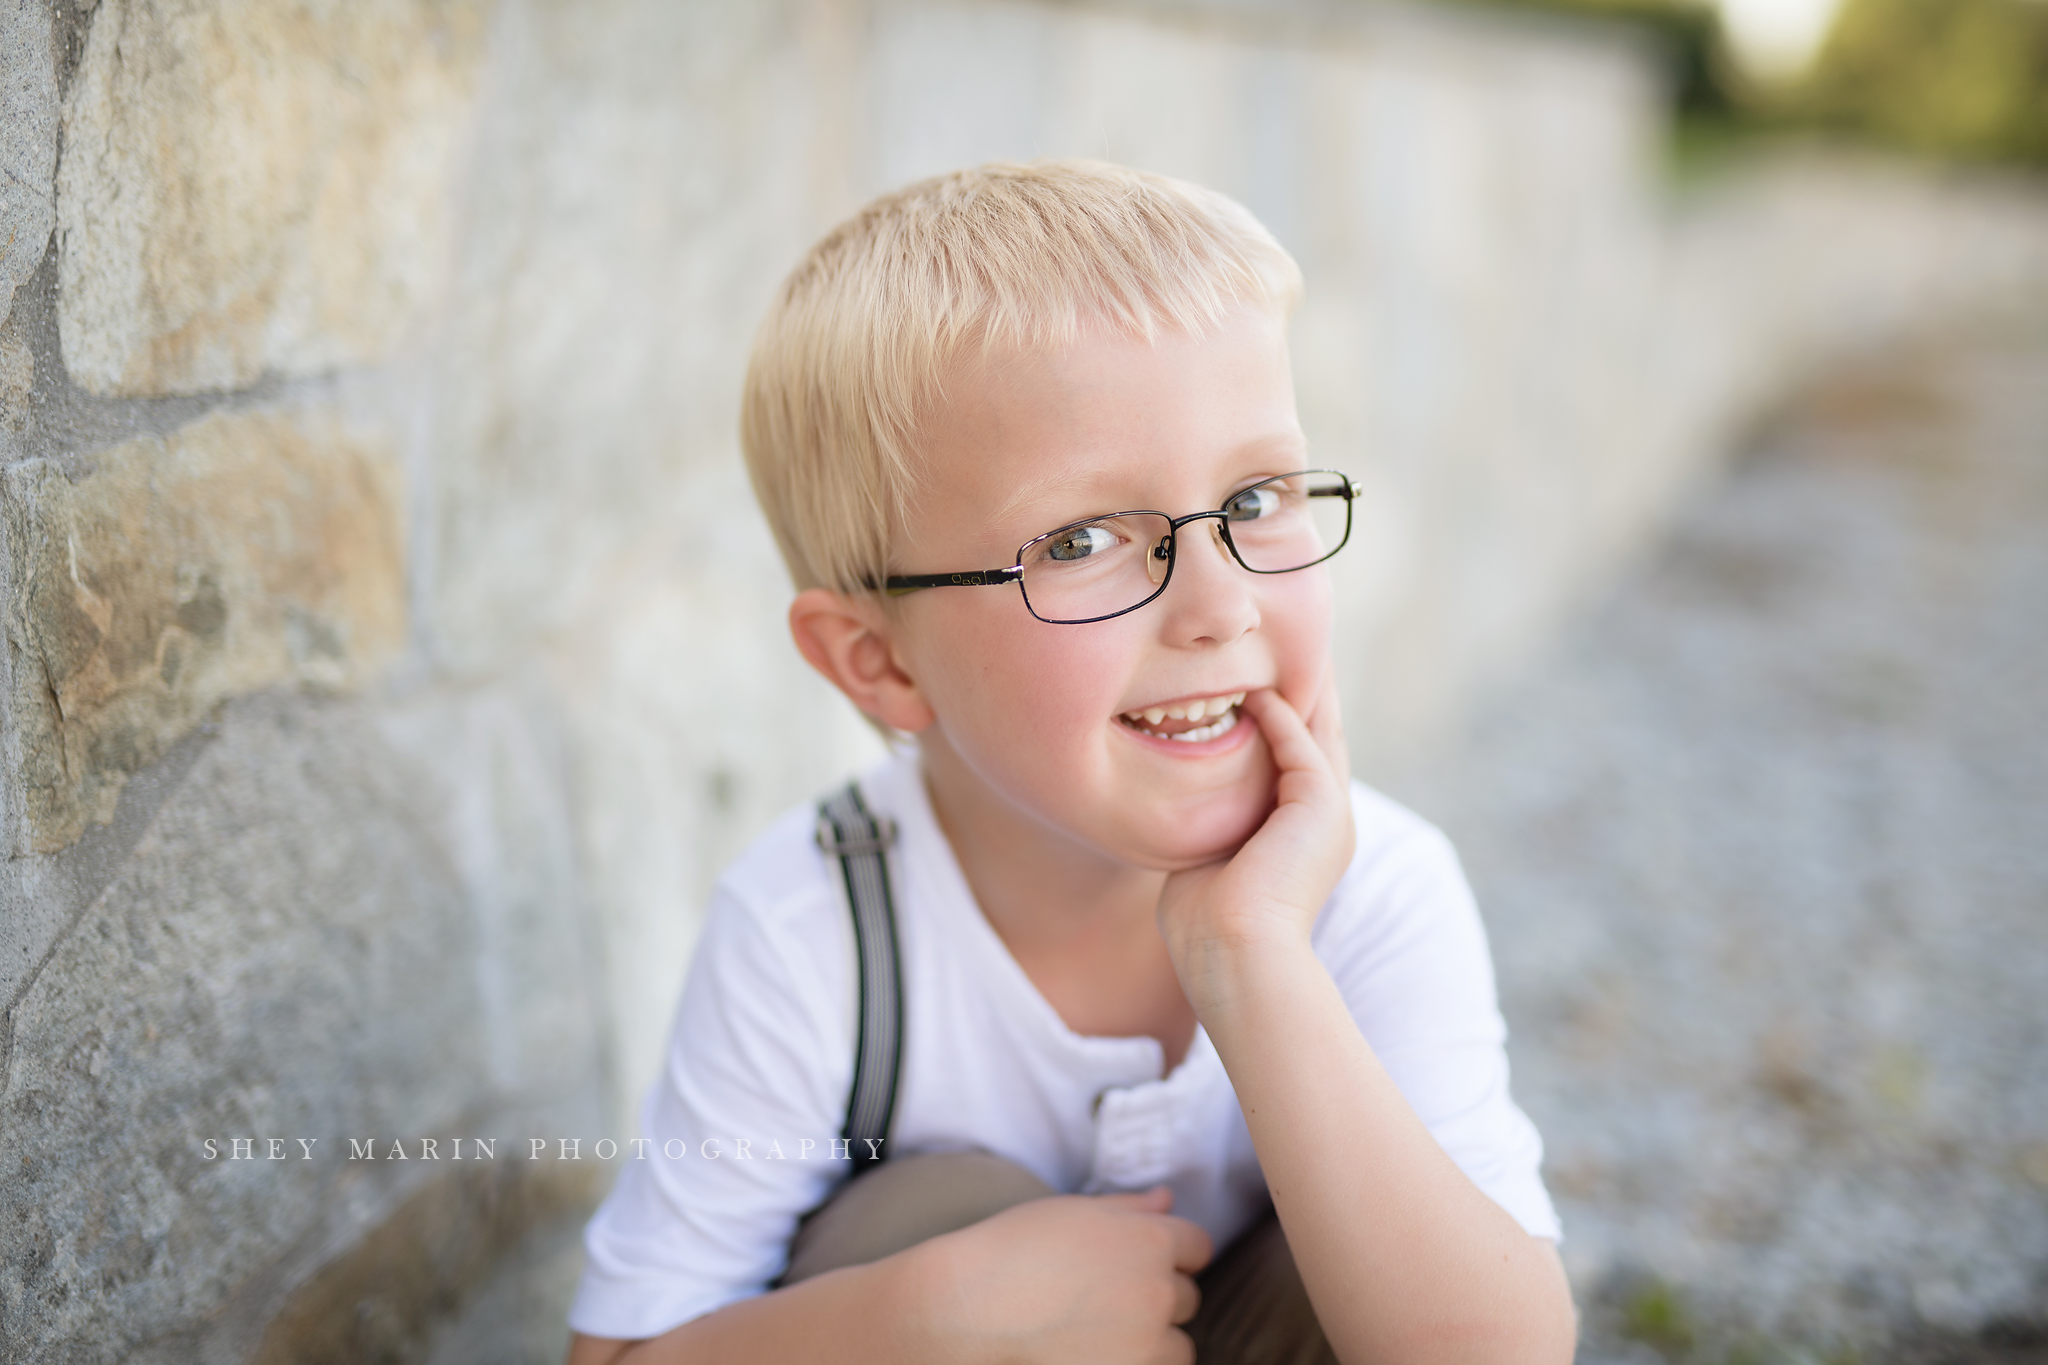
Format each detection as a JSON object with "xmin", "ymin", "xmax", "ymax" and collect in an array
[
  {"xmin": 916, "ymin": 730, "xmax": 1198, "ymax": 1070},
  {"xmin": 917, "ymin": 729, "xmax": 1164, "ymax": 936}
]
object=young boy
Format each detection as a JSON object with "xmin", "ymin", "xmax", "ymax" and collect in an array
[{"xmin": 566, "ymin": 160, "xmax": 1575, "ymax": 1364}]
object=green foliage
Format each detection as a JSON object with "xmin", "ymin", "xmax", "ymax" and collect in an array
[
  {"xmin": 1620, "ymin": 1278, "xmax": 1700, "ymax": 1357},
  {"xmin": 1799, "ymin": 0, "xmax": 2048, "ymax": 164},
  {"xmin": 1424, "ymin": 0, "xmax": 2048, "ymax": 169}
]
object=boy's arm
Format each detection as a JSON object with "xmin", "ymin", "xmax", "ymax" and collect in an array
[
  {"xmin": 566, "ymin": 1188, "xmax": 1211, "ymax": 1365},
  {"xmin": 566, "ymin": 1258, "xmax": 915, "ymax": 1365},
  {"xmin": 568, "ymin": 1254, "xmax": 938, "ymax": 1365},
  {"xmin": 1157, "ymin": 678, "xmax": 1577, "ymax": 1365}
]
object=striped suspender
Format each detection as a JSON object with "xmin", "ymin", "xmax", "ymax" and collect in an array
[{"xmin": 814, "ymin": 783, "xmax": 903, "ymax": 1172}]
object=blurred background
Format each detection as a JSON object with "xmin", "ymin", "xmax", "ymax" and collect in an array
[{"xmin": 0, "ymin": 0, "xmax": 2041, "ymax": 1361}]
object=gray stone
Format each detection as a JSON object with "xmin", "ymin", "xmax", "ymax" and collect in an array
[
  {"xmin": 419, "ymin": 1202, "xmax": 591, "ymax": 1365},
  {"xmin": 0, "ymin": 689, "xmax": 606, "ymax": 1362},
  {"xmin": 248, "ymin": 1160, "xmax": 599, "ymax": 1365},
  {"xmin": 0, "ymin": 313, "xmax": 31, "ymax": 430},
  {"xmin": 0, "ymin": 406, "xmax": 406, "ymax": 853},
  {"xmin": 56, "ymin": 0, "xmax": 489, "ymax": 396},
  {"xmin": 0, "ymin": 0, "xmax": 57, "ymax": 327},
  {"xmin": 418, "ymin": 0, "xmax": 825, "ymax": 679}
]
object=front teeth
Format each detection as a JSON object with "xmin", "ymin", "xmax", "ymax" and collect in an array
[
  {"xmin": 1169, "ymin": 709, "xmax": 1239, "ymax": 743},
  {"xmin": 1122, "ymin": 691, "xmax": 1247, "ymax": 737}
]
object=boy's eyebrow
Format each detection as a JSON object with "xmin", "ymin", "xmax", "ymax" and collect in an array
[{"xmin": 987, "ymin": 469, "xmax": 1112, "ymax": 528}]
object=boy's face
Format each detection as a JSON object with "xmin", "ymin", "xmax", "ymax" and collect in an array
[{"xmin": 887, "ymin": 305, "xmax": 1334, "ymax": 872}]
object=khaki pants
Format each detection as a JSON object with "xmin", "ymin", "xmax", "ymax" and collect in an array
[{"xmin": 782, "ymin": 1151, "xmax": 1335, "ymax": 1365}]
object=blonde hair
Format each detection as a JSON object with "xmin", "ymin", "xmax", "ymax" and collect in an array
[{"xmin": 740, "ymin": 159, "xmax": 1304, "ymax": 597}]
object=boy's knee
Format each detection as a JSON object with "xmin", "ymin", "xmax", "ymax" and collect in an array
[{"xmin": 782, "ymin": 1150, "xmax": 1053, "ymax": 1285}]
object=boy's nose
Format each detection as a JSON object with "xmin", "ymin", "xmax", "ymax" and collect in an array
[
  {"xmin": 1188, "ymin": 518, "xmax": 1237, "ymax": 568},
  {"xmin": 1160, "ymin": 519, "xmax": 1258, "ymax": 642}
]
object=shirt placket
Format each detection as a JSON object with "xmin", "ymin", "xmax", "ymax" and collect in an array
[{"xmin": 1087, "ymin": 1079, "xmax": 1182, "ymax": 1192}]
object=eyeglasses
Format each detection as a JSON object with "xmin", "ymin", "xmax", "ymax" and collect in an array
[{"xmin": 884, "ymin": 469, "xmax": 1360, "ymax": 624}]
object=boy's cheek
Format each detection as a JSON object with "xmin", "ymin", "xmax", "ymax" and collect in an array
[
  {"xmin": 918, "ymin": 604, "xmax": 1127, "ymax": 720},
  {"xmin": 1268, "ymin": 578, "xmax": 1336, "ymax": 716}
]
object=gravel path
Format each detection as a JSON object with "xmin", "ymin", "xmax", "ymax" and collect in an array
[{"xmin": 1396, "ymin": 329, "xmax": 2048, "ymax": 1365}]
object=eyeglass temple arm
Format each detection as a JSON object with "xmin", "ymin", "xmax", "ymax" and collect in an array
[{"xmin": 880, "ymin": 565, "xmax": 1025, "ymax": 597}]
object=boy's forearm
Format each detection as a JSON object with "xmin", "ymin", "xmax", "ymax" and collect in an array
[
  {"xmin": 568, "ymin": 1254, "xmax": 932, "ymax": 1365},
  {"xmin": 1191, "ymin": 939, "xmax": 1576, "ymax": 1365}
]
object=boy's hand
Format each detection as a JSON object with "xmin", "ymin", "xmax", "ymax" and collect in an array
[
  {"xmin": 1155, "ymin": 663, "xmax": 1355, "ymax": 1010},
  {"xmin": 904, "ymin": 1186, "xmax": 1211, "ymax": 1364}
]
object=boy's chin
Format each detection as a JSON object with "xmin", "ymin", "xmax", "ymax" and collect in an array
[{"xmin": 1110, "ymin": 796, "xmax": 1273, "ymax": 872}]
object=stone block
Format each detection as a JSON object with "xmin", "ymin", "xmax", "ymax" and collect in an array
[
  {"xmin": 250, "ymin": 1160, "xmax": 598, "ymax": 1365},
  {"xmin": 1, "ymin": 407, "xmax": 405, "ymax": 853},
  {"xmin": 57, "ymin": 0, "xmax": 487, "ymax": 396},
  {"xmin": 0, "ymin": 692, "xmax": 604, "ymax": 1360},
  {"xmin": 420, "ymin": 0, "xmax": 821, "ymax": 675},
  {"xmin": 0, "ymin": 0, "xmax": 57, "ymax": 325},
  {"xmin": 0, "ymin": 315, "xmax": 32, "ymax": 431}
]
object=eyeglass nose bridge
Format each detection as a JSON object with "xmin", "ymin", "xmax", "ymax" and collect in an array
[{"xmin": 1148, "ymin": 509, "xmax": 1239, "ymax": 586}]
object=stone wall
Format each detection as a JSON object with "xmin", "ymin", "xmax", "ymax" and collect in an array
[{"xmin": 1, "ymin": 0, "xmax": 2044, "ymax": 1358}]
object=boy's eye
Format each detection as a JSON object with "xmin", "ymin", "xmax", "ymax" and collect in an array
[
  {"xmin": 1044, "ymin": 524, "xmax": 1119, "ymax": 562},
  {"xmin": 1224, "ymin": 486, "xmax": 1280, "ymax": 522}
]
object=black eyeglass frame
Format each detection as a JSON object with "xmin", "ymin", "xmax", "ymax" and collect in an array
[{"xmin": 881, "ymin": 468, "xmax": 1363, "ymax": 625}]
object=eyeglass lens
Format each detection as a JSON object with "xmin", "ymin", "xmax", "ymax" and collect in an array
[{"xmin": 1017, "ymin": 470, "xmax": 1353, "ymax": 624}]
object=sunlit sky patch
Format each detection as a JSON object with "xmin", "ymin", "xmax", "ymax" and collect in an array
[{"xmin": 1715, "ymin": 0, "xmax": 1849, "ymax": 79}]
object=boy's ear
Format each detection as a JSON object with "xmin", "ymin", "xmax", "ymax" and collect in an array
[{"xmin": 787, "ymin": 588, "xmax": 936, "ymax": 734}]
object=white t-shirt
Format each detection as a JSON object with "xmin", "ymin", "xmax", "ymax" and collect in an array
[{"xmin": 569, "ymin": 747, "xmax": 1557, "ymax": 1341}]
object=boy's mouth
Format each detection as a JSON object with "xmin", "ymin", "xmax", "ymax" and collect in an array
[{"xmin": 1117, "ymin": 691, "xmax": 1246, "ymax": 743}]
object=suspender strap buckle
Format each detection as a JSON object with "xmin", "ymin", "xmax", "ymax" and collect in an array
[{"xmin": 815, "ymin": 814, "xmax": 898, "ymax": 857}]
